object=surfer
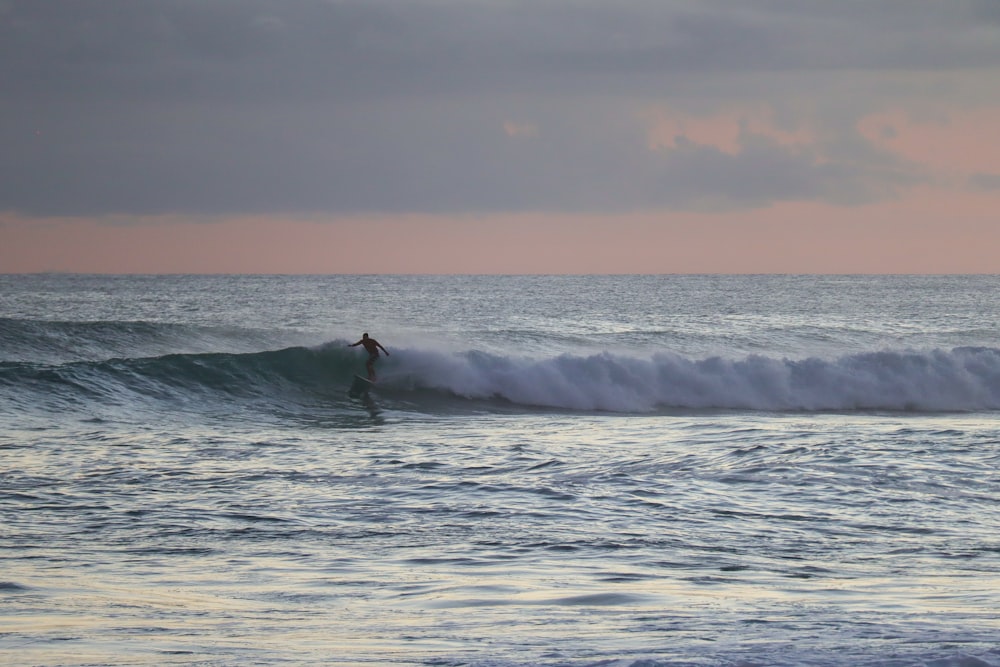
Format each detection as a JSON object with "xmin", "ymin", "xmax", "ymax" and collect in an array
[{"xmin": 348, "ymin": 333, "xmax": 389, "ymax": 381}]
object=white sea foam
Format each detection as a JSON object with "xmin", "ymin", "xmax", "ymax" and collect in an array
[{"xmin": 389, "ymin": 346, "xmax": 1000, "ymax": 412}]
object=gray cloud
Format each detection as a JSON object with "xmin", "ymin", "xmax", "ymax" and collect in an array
[
  {"xmin": 969, "ymin": 173, "xmax": 1000, "ymax": 191},
  {"xmin": 1, "ymin": 0, "xmax": 997, "ymax": 217}
]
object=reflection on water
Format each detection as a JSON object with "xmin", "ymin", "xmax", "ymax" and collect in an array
[{"xmin": 4, "ymin": 413, "xmax": 1000, "ymax": 666}]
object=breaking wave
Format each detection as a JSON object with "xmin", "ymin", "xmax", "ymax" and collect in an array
[
  {"xmin": 390, "ymin": 346, "xmax": 1000, "ymax": 412},
  {"xmin": 4, "ymin": 337, "xmax": 1000, "ymax": 414}
]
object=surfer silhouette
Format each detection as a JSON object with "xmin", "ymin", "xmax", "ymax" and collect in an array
[{"xmin": 348, "ymin": 333, "xmax": 389, "ymax": 381}]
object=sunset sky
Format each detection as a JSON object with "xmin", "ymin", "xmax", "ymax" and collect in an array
[{"xmin": 2, "ymin": 0, "xmax": 1000, "ymax": 274}]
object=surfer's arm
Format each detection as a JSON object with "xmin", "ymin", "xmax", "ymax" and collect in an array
[
  {"xmin": 377, "ymin": 343, "xmax": 389, "ymax": 356},
  {"xmin": 348, "ymin": 340, "xmax": 361, "ymax": 347}
]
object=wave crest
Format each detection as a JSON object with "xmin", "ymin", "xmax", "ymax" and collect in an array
[{"xmin": 389, "ymin": 346, "xmax": 1000, "ymax": 412}]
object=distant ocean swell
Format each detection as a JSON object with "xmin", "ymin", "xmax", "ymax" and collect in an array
[
  {"xmin": 4, "ymin": 336, "xmax": 1000, "ymax": 414},
  {"xmin": 0, "ymin": 317, "xmax": 283, "ymax": 364}
]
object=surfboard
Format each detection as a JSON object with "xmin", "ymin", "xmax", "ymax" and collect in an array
[{"xmin": 348, "ymin": 374, "xmax": 375, "ymax": 398}]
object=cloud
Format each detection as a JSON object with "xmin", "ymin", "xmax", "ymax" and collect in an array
[
  {"xmin": 969, "ymin": 173, "xmax": 1000, "ymax": 191},
  {"xmin": 1, "ymin": 0, "xmax": 998, "ymax": 218},
  {"xmin": 503, "ymin": 122, "xmax": 539, "ymax": 139}
]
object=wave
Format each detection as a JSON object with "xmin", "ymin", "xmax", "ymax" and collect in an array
[
  {"xmin": 0, "ymin": 344, "xmax": 349, "ymax": 414},
  {"xmin": 3, "ymin": 341, "xmax": 1000, "ymax": 414},
  {"xmin": 391, "ymin": 346, "xmax": 1000, "ymax": 413}
]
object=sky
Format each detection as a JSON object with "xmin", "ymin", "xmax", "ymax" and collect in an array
[{"xmin": 2, "ymin": 0, "xmax": 1000, "ymax": 274}]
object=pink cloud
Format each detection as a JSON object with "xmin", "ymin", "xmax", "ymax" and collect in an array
[{"xmin": 858, "ymin": 108, "xmax": 1000, "ymax": 175}]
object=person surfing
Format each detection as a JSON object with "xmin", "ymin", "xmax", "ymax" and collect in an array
[{"xmin": 348, "ymin": 333, "xmax": 389, "ymax": 382}]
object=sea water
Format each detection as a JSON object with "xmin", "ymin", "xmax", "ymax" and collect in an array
[{"xmin": 2, "ymin": 274, "xmax": 1000, "ymax": 666}]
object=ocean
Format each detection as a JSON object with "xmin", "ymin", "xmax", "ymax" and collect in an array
[{"xmin": 2, "ymin": 274, "xmax": 1000, "ymax": 667}]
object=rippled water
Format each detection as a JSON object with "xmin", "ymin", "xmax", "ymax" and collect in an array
[{"xmin": 3, "ymin": 275, "xmax": 1000, "ymax": 666}]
